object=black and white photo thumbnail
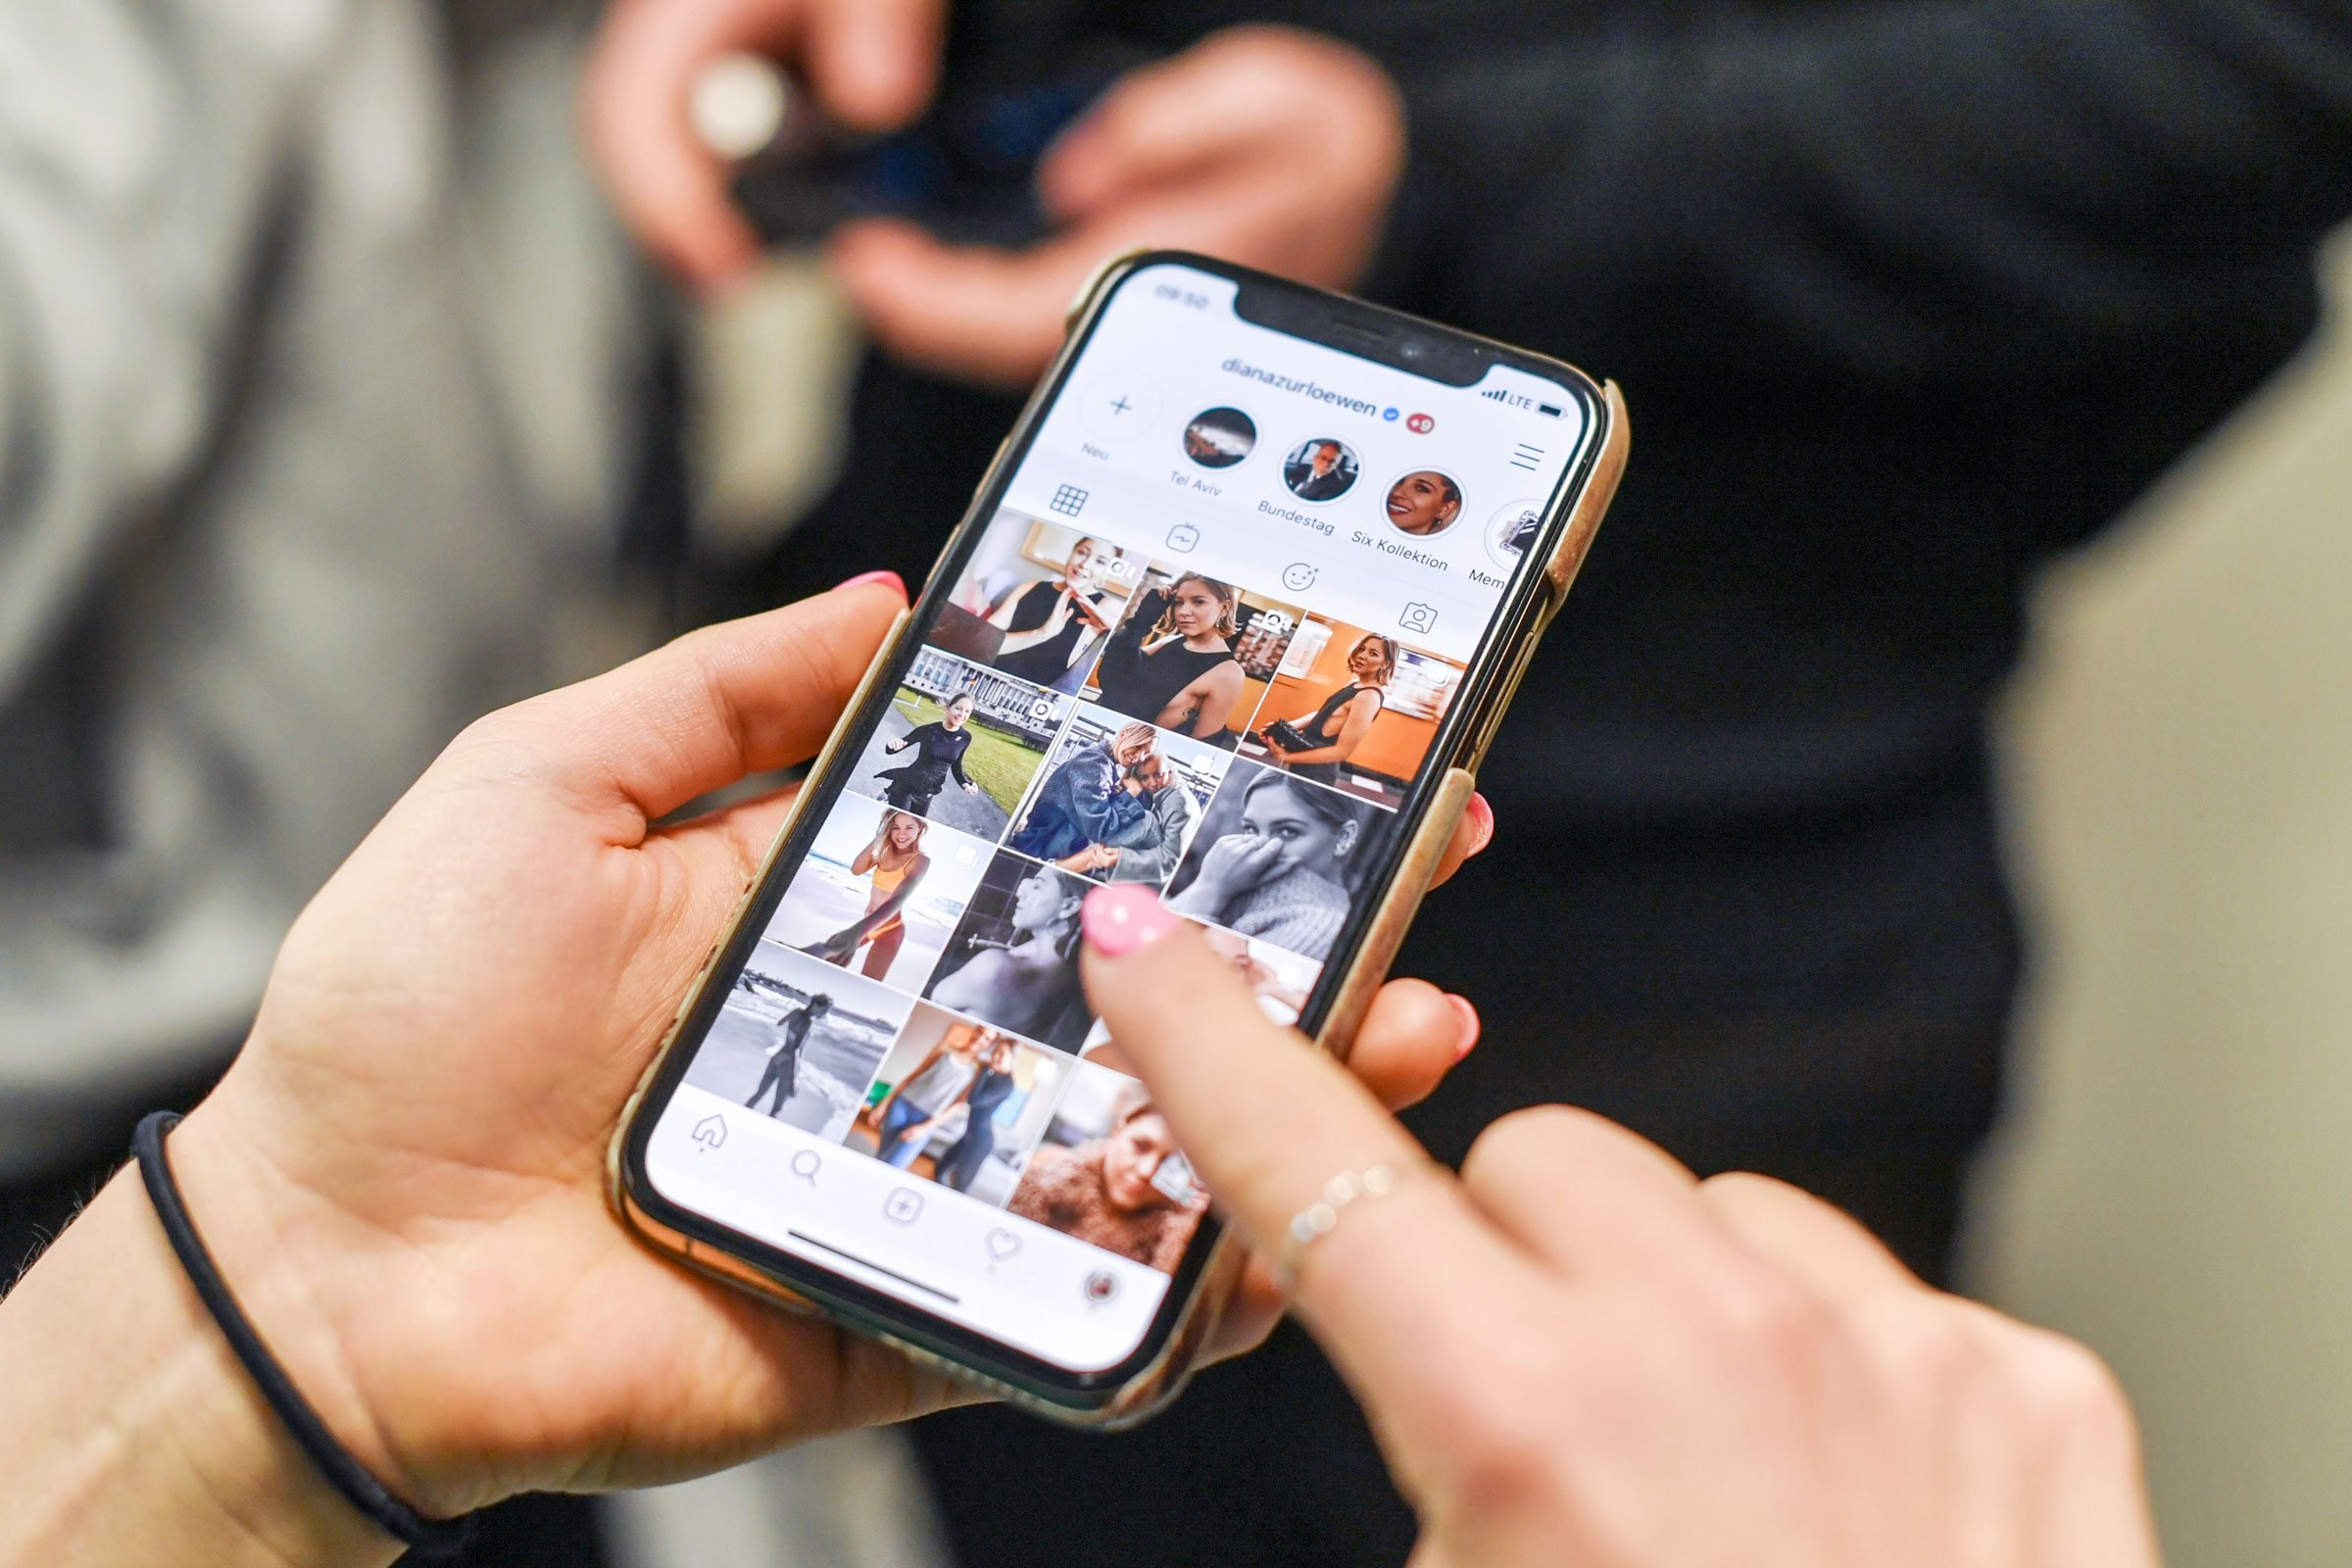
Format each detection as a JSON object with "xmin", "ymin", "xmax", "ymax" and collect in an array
[
  {"xmin": 681, "ymin": 946, "xmax": 913, "ymax": 1141},
  {"xmin": 1164, "ymin": 760, "xmax": 1397, "ymax": 963},
  {"xmin": 923, "ymin": 851, "xmax": 1097, "ymax": 1052}
]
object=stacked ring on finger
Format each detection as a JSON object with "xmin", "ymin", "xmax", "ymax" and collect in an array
[{"xmin": 1274, "ymin": 1163, "xmax": 1418, "ymax": 1290}]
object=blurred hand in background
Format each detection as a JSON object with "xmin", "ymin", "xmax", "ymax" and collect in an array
[
  {"xmin": 586, "ymin": 0, "xmax": 947, "ymax": 287},
  {"xmin": 585, "ymin": 3, "xmax": 1404, "ymax": 387},
  {"xmin": 827, "ymin": 25, "xmax": 1403, "ymax": 388}
]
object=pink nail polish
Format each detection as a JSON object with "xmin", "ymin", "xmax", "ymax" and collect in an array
[
  {"xmin": 1465, "ymin": 792, "xmax": 1495, "ymax": 854},
  {"xmin": 1082, "ymin": 884, "xmax": 1183, "ymax": 957},
  {"xmin": 832, "ymin": 569, "xmax": 907, "ymax": 600},
  {"xmin": 1447, "ymin": 994, "xmax": 1481, "ymax": 1060}
]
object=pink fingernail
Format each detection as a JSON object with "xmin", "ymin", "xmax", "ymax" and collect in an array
[
  {"xmin": 1447, "ymin": 994, "xmax": 1481, "ymax": 1060},
  {"xmin": 832, "ymin": 569, "xmax": 907, "ymax": 600},
  {"xmin": 1465, "ymin": 792, "xmax": 1495, "ymax": 855},
  {"xmin": 1082, "ymin": 884, "xmax": 1183, "ymax": 957}
]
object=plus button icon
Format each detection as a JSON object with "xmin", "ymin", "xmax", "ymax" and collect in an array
[{"xmin": 1079, "ymin": 376, "xmax": 1158, "ymax": 443}]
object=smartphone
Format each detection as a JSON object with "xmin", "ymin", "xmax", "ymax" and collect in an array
[{"xmin": 611, "ymin": 251, "xmax": 1628, "ymax": 1424}]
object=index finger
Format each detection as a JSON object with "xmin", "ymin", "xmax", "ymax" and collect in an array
[{"xmin": 1077, "ymin": 892, "xmax": 1538, "ymax": 1396}]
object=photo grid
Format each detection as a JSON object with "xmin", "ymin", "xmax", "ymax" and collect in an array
[{"xmin": 684, "ymin": 503, "xmax": 1469, "ymax": 1276}]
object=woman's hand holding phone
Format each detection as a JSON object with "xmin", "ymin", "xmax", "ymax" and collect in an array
[
  {"xmin": 0, "ymin": 582, "xmax": 1490, "ymax": 1543},
  {"xmin": 1083, "ymin": 921, "xmax": 2164, "ymax": 1568}
]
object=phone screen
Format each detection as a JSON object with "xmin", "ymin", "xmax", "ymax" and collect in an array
[{"xmin": 637, "ymin": 261, "xmax": 1592, "ymax": 1380}]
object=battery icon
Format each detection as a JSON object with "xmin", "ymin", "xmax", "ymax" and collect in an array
[{"xmin": 1537, "ymin": 403, "xmax": 1564, "ymax": 417}]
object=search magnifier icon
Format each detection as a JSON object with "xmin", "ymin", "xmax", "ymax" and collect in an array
[{"xmin": 790, "ymin": 1149, "xmax": 821, "ymax": 1185}]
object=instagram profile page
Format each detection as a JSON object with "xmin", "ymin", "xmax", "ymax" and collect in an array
[{"xmin": 646, "ymin": 263, "xmax": 1587, "ymax": 1372}]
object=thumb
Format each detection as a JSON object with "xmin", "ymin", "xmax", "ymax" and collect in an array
[{"xmin": 446, "ymin": 578, "xmax": 905, "ymax": 828}]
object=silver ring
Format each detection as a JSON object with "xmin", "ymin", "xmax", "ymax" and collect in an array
[{"xmin": 1272, "ymin": 1163, "xmax": 1409, "ymax": 1289}]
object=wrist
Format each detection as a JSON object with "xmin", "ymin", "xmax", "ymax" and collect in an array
[
  {"xmin": 0, "ymin": 1160, "xmax": 401, "ymax": 1568},
  {"xmin": 160, "ymin": 1091, "xmax": 486, "ymax": 1518},
  {"xmin": 164, "ymin": 1103, "xmax": 405, "ymax": 1472}
]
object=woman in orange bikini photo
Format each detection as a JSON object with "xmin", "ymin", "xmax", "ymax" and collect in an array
[{"xmin": 801, "ymin": 810, "xmax": 931, "ymax": 980}]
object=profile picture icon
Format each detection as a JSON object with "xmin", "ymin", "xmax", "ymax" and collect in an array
[
  {"xmin": 1485, "ymin": 499, "xmax": 1545, "ymax": 568},
  {"xmin": 1383, "ymin": 470, "xmax": 1464, "ymax": 537},
  {"xmin": 1281, "ymin": 437, "xmax": 1359, "ymax": 502},
  {"xmin": 1181, "ymin": 407, "xmax": 1256, "ymax": 469}
]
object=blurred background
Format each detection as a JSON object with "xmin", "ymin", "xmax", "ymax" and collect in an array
[
  {"xmin": 1973, "ymin": 231, "xmax": 2352, "ymax": 1568},
  {"xmin": 4, "ymin": 4, "xmax": 2348, "ymax": 1565}
]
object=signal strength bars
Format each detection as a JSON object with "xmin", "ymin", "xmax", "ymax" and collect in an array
[{"xmin": 1482, "ymin": 386, "xmax": 1568, "ymax": 417}]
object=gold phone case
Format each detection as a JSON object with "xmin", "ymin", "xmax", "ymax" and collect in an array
[{"xmin": 608, "ymin": 253, "xmax": 1629, "ymax": 1427}]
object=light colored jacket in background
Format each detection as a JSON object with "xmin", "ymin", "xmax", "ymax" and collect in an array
[{"xmin": 0, "ymin": 0, "xmax": 657, "ymax": 1177}]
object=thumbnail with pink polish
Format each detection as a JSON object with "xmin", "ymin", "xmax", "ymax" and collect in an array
[{"xmin": 831, "ymin": 568, "xmax": 907, "ymax": 598}]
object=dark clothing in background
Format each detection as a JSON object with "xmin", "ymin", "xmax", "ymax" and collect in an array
[{"xmin": 745, "ymin": 4, "xmax": 2352, "ymax": 1564}]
